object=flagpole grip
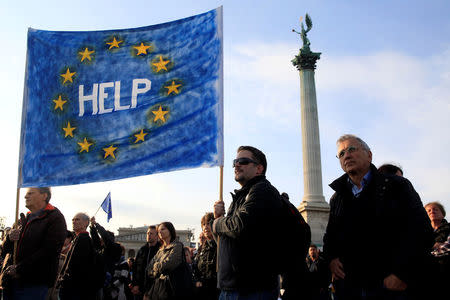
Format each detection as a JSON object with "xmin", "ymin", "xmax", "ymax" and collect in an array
[{"xmin": 219, "ymin": 166, "xmax": 223, "ymax": 202}]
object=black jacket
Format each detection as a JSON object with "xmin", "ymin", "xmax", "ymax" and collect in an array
[
  {"xmin": 213, "ymin": 175, "xmax": 283, "ymax": 292},
  {"xmin": 62, "ymin": 231, "xmax": 96, "ymax": 291},
  {"xmin": 132, "ymin": 241, "xmax": 160, "ymax": 292},
  {"xmin": 2, "ymin": 203, "xmax": 66, "ymax": 287},
  {"xmin": 323, "ymin": 164, "xmax": 434, "ymax": 287},
  {"xmin": 193, "ymin": 239, "xmax": 217, "ymax": 284},
  {"xmin": 433, "ymin": 219, "xmax": 450, "ymax": 244},
  {"xmin": 90, "ymin": 222, "xmax": 122, "ymax": 275}
]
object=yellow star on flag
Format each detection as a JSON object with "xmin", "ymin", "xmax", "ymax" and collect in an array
[
  {"xmin": 79, "ymin": 47, "xmax": 95, "ymax": 62},
  {"xmin": 152, "ymin": 55, "xmax": 170, "ymax": 72},
  {"xmin": 53, "ymin": 95, "xmax": 67, "ymax": 111},
  {"xmin": 152, "ymin": 106, "xmax": 169, "ymax": 123},
  {"xmin": 134, "ymin": 43, "xmax": 151, "ymax": 55},
  {"xmin": 103, "ymin": 145, "xmax": 117, "ymax": 159},
  {"xmin": 60, "ymin": 68, "xmax": 76, "ymax": 84},
  {"xmin": 164, "ymin": 81, "xmax": 182, "ymax": 95},
  {"xmin": 106, "ymin": 37, "xmax": 123, "ymax": 49},
  {"xmin": 78, "ymin": 138, "xmax": 93, "ymax": 153},
  {"xmin": 62, "ymin": 122, "xmax": 76, "ymax": 138},
  {"xmin": 134, "ymin": 129, "xmax": 148, "ymax": 143}
]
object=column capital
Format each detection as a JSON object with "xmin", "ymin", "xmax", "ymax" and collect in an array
[{"xmin": 292, "ymin": 49, "xmax": 321, "ymax": 71}]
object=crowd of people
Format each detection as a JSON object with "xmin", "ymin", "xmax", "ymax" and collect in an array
[{"xmin": 0, "ymin": 135, "xmax": 449, "ymax": 300}]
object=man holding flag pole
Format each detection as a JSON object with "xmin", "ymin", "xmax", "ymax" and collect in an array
[
  {"xmin": 7, "ymin": 7, "xmax": 224, "ymax": 298},
  {"xmin": 1, "ymin": 187, "xmax": 66, "ymax": 300}
]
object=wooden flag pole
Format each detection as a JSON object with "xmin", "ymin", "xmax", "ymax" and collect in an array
[
  {"xmin": 14, "ymin": 188, "xmax": 20, "ymax": 227},
  {"xmin": 219, "ymin": 165, "xmax": 223, "ymax": 202},
  {"xmin": 13, "ymin": 187, "xmax": 20, "ymax": 264},
  {"xmin": 13, "ymin": 164, "xmax": 23, "ymax": 264}
]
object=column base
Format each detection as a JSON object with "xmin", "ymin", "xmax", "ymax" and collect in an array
[{"xmin": 298, "ymin": 201, "xmax": 330, "ymax": 247}]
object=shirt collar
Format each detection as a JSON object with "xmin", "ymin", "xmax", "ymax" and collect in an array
[{"xmin": 348, "ymin": 170, "xmax": 372, "ymax": 196}]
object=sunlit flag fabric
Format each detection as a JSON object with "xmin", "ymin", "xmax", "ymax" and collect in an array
[
  {"xmin": 18, "ymin": 7, "xmax": 223, "ymax": 187},
  {"xmin": 101, "ymin": 192, "xmax": 112, "ymax": 222}
]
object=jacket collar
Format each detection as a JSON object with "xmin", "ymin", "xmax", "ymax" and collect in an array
[
  {"xmin": 162, "ymin": 240, "xmax": 179, "ymax": 250},
  {"xmin": 232, "ymin": 175, "xmax": 266, "ymax": 197},
  {"xmin": 330, "ymin": 164, "xmax": 378, "ymax": 193},
  {"xmin": 26, "ymin": 203, "xmax": 56, "ymax": 215},
  {"xmin": 76, "ymin": 230, "xmax": 89, "ymax": 236}
]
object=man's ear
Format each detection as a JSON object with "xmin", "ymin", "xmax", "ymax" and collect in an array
[{"xmin": 256, "ymin": 164, "xmax": 264, "ymax": 175}]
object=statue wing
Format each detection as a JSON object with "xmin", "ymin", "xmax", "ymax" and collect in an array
[{"xmin": 305, "ymin": 14, "xmax": 312, "ymax": 30}]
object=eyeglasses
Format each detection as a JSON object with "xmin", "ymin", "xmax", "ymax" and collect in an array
[
  {"xmin": 232, "ymin": 157, "xmax": 258, "ymax": 167},
  {"xmin": 336, "ymin": 146, "xmax": 358, "ymax": 159}
]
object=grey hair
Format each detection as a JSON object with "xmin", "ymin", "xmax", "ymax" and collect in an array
[
  {"xmin": 36, "ymin": 187, "xmax": 51, "ymax": 203},
  {"xmin": 336, "ymin": 134, "xmax": 370, "ymax": 151},
  {"xmin": 77, "ymin": 213, "xmax": 90, "ymax": 222}
]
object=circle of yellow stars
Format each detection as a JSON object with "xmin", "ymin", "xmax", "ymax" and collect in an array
[{"xmin": 53, "ymin": 35, "xmax": 181, "ymax": 161}]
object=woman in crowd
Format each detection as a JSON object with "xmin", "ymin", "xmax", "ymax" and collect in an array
[
  {"xmin": 145, "ymin": 222, "xmax": 192, "ymax": 300},
  {"xmin": 424, "ymin": 201, "xmax": 449, "ymax": 298},
  {"xmin": 425, "ymin": 202, "xmax": 450, "ymax": 248},
  {"xmin": 193, "ymin": 212, "xmax": 218, "ymax": 300}
]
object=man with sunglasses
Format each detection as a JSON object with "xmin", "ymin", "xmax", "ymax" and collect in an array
[
  {"xmin": 323, "ymin": 134, "xmax": 433, "ymax": 300},
  {"xmin": 212, "ymin": 146, "xmax": 284, "ymax": 300}
]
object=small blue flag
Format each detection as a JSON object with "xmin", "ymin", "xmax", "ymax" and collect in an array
[
  {"xmin": 18, "ymin": 7, "xmax": 223, "ymax": 187},
  {"xmin": 101, "ymin": 192, "xmax": 112, "ymax": 222}
]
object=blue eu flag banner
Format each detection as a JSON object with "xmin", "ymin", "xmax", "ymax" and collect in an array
[
  {"xmin": 101, "ymin": 192, "xmax": 112, "ymax": 222},
  {"xmin": 18, "ymin": 7, "xmax": 223, "ymax": 187}
]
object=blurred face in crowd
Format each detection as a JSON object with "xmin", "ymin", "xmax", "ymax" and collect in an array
[
  {"xmin": 425, "ymin": 204, "xmax": 444, "ymax": 223},
  {"xmin": 184, "ymin": 248, "xmax": 192, "ymax": 264},
  {"xmin": 234, "ymin": 150, "xmax": 263, "ymax": 186},
  {"xmin": 72, "ymin": 213, "xmax": 89, "ymax": 234},
  {"xmin": 147, "ymin": 227, "xmax": 158, "ymax": 246},
  {"xmin": 337, "ymin": 138, "xmax": 372, "ymax": 176},
  {"xmin": 309, "ymin": 246, "xmax": 319, "ymax": 260},
  {"xmin": 25, "ymin": 188, "xmax": 47, "ymax": 213},
  {"xmin": 158, "ymin": 224, "xmax": 171, "ymax": 244},
  {"xmin": 202, "ymin": 223, "xmax": 213, "ymax": 241}
]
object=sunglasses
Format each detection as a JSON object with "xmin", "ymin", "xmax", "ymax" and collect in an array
[
  {"xmin": 232, "ymin": 157, "xmax": 258, "ymax": 168},
  {"xmin": 336, "ymin": 146, "xmax": 358, "ymax": 159}
]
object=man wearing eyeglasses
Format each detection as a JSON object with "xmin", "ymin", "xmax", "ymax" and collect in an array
[
  {"xmin": 212, "ymin": 146, "xmax": 284, "ymax": 300},
  {"xmin": 323, "ymin": 134, "xmax": 433, "ymax": 300}
]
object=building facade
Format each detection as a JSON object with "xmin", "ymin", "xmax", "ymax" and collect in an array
[{"xmin": 116, "ymin": 226, "xmax": 194, "ymax": 258}]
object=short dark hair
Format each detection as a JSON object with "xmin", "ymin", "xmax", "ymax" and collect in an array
[
  {"xmin": 159, "ymin": 221, "xmax": 177, "ymax": 243},
  {"xmin": 37, "ymin": 187, "xmax": 51, "ymax": 203},
  {"xmin": 148, "ymin": 225, "xmax": 157, "ymax": 230},
  {"xmin": 201, "ymin": 212, "xmax": 214, "ymax": 227},
  {"xmin": 237, "ymin": 146, "xmax": 267, "ymax": 175},
  {"xmin": 425, "ymin": 202, "xmax": 446, "ymax": 217},
  {"xmin": 378, "ymin": 164, "xmax": 403, "ymax": 176},
  {"xmin": 309, "ymin": 244, "xmax": 318, "ymax": 249},
  {"xmin": 281, "ymin": 192, "xmax": 289, "ymax": 201}
]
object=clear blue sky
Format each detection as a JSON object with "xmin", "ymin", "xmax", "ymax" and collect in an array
[{"xmin": 1, "ymin": 0, "xmax": 449, "ymax": 239}]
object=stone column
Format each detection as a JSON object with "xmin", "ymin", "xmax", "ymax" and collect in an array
[{"xmin": 292, "ymin": 47, "xmax": 330, "ymax": 247}]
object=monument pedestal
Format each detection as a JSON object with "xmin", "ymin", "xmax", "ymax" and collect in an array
[{"xmin": 298, "ymin": 201, "xmax": 329, "ymax": 247}]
